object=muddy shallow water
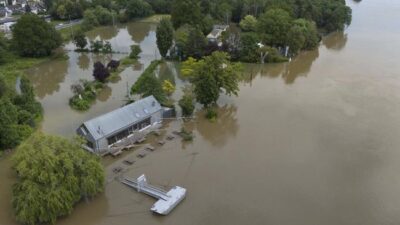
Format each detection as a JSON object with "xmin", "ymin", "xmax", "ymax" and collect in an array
[{"xmin": 2, "ymin": 1, "xmax": 400, "ymax": 225}]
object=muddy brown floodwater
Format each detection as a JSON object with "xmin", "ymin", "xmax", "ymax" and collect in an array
[{"xmin": 2, "ymin": 1, "xmax": 400, "ymax": 224}]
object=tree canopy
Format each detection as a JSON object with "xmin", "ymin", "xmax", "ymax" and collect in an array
[
  {"xmin": 182, "ymin": 51, "xmax": 242, "ymax": 107},
  {"xmin": 126, "ymin": 0, "xmax": 154, "ymax": 19},
  {"xmin": 0, "ymin": 77, "xmax": 42, "ymax": 151},
  {"xmin": 156, "ymin": 18, "xmax": 174, "ymax": 58},
  {"xmin": 12, "ymin": 134, "xmax": 104, "ymax": 225},
  {"xmin": 12, "ymin": 14, "xmax": 62, "ymax": 57}
]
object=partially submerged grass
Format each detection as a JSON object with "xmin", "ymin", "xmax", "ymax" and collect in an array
[{"xmin": 138, "ymin": 14, "xmax": 170, "ymax": 23}]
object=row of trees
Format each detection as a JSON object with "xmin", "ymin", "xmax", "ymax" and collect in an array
[
  {"xmin": 153, "ymin": 0, "xmax": 351, "ymax": 63},
  {"xmin": 170, "ymin": 0, "xmax": 351, "ymax": 34},
  {"xmin": 48, "ymin": 0, "xmax": 161, "ymax": 24}
]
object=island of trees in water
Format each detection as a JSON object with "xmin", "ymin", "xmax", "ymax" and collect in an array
[{"xmin": 0, "ymin": 0, "xmax": 352, "ymax": 224}]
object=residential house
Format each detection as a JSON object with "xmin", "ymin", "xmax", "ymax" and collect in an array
[{"xmin": 206, "ymin": 25, "xmax": 229, "ymax": 46}]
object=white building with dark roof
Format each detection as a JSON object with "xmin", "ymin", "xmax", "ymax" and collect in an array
[{"xmin": 77, "ymin": 96, "xmax": 164, "ymax": 154}]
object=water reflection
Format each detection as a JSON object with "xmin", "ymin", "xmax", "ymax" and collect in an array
[
  {"xmin": 195, "ymin": 105, "xmax": 239, "ymax": 147},
  {"xmin": 132, "ymin": 61, "xmax": 144, "ymax": 71},
  {"xmin": 282, "ymin": 49, "xmax": 319, "ymax": 84},
  {"xmin": 158, "ymin": 62, "xmax": 176, "ymax": 84},
  {"xmin": 97, "ymin": 85, "xmax": 112, "ymax": 102},
  {"xmin": 127, "ymin": 22, "xmax": 152, "ymax": 43},
  {"xmin": 86, "ymin": 26, "xmax": 119, "ymax": 41},
  {"xmin": 29, "ymin": 59, "xmax": 68, "ymax": 98},
  {"xmin": 322, "ymin": 31, "xmax": 348, "ymax": 51},
  {"xmin": 244, "ymin": 48, "xmax": 319, "ymax": 84},
  {"xmin": 78, "ymin": 53, "xmax": 91, "ymax": 71}
]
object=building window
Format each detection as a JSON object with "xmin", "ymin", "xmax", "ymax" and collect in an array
[
  {"xmin": 87, "ymin": 141, "xmax": 94, "ymax": 149},
  {"xmin": 106, "ymin": 117, "xmax": 152, "ymax": 146},
  {"xmin": 138, "ymin": 117, "xmax": 151, "ymax": 130}
]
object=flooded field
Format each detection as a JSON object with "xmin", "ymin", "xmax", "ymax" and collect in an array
[{"xmin": 2, "ymin": 0, "xmax": 400, "ymax": 224}]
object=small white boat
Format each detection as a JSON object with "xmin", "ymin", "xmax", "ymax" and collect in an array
[{"xmin": 122, "ymin": 174, "xmax": 186, "ymax": 215}]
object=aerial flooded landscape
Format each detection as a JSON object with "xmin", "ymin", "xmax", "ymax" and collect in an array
[{"xmin": 1, "ymin": 0, "xmax": 400, "ymax": 225}]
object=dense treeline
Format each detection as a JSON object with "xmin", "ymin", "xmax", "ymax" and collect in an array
[
  {"xmin": 167, "ymin": 0, "xmax": 351, "ymax": 62},
  {"xmin": 0, "ymin": 75, "xmax": 42, "ymax": 151}
]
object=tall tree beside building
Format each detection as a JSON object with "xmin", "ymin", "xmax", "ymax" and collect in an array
[
  {"xmin": 186, "ymin": 28, "xmax": 207, "ymax": 59},
  {"xmin": 156, "ymin": 18, "xmax": 174, "ymax": 58},
  {"xmin": 12, "ymin": 134, "xmax": 104, "ymax": 225},
  {"xmin": 12, "ymin": 14, "xmax": 62, "ymax": 57}
]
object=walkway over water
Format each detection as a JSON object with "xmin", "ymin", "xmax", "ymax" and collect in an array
[{"xmin": 121, "ymin": 175, "xmax": 186, "ymax": 215}]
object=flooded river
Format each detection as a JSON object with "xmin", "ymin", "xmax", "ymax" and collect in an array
[{"xmin": 2, "ymin": 0, "xmax": 400, "ymax": 224}]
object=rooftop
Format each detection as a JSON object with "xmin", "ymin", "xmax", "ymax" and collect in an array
[{"xmin": 83, "ymin": 96, "xmax": 162, "ymax": 140}]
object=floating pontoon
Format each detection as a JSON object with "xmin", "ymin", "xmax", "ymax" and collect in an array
[{"xmin": 121, "ymin": 174, "xmax": 186, "ymax": 215}]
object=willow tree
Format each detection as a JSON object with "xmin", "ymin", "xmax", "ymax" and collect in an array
[
  {"xmin": 181, "ymin": 51, "xmax": 242, "ymax": 107},
  {"xmin": 12, "ymin": 134, "xmax": 104, "ymax": 225}
]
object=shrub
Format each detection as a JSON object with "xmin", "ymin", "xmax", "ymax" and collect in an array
[
  {"xmin": 69, "ymin": 95, "xmax": 91, "ymax": 111},
  {"xmin": 180, "ymin": 128, "xmax": 193, "ymax": 141},
  {"xmin": 162, "ymin": 80, "xmax": 175, "ymax": 95},
  {"xmin": 205, "ymin": 108, "xmax": 218, "ymax": 121},
  {"xmin": 129, "ymin": 44, "xmax": 142, "ymax": 59},
  {"xmin": 93, "ymin": 61, "xmax": 110, "ymax": 82},
  {"xmin": 179, "ymin": 92, "xmax": 195, "ymax": 116},
  {"xmin": 107, "ymin": 60, "xmax": 120, "ymax": 71},
  {"xmin": 73, "ymin": 31, "xmax": 88, "ymax": 50}
]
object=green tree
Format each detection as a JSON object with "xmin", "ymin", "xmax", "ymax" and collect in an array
[
  {"xmin": 286, "ymin": 19, "xmax": 320, "ymax": 55},
  {"xmin": 126, "ymin": 0, "xmax": 154, "ymax": 19},
  {"xmin": 12, "ymin": 14, "xmax": 62, "ymax": 57},
  {"xmin": 183, "ymin": 51, "xmax": 242, "ymax": 107},
  {"xmin": 186, "ymin": 27, "xmax": 207, "ymax": 59},
  {"xmin": 239, "ymin": 15, "xmax": 257, "ymax": 32},
  {"xmin": 156, "ymin": 18, "xmax": 174, "ymax": 58},
  {"xmin": 174, "ymin": 24, "xmax": 190, "ymax": 59},
  {"xmin": 81, "ymin": 9, "xmax": 99, "ymax": 30},
  {"xmin": 131, "ymin": 60, "xmax": 166, "ymax": 103},
  {"xmin": 257, "ymin": 8, "xmax": 292, "ymax": 46},
  {"xmin": 0, "ymin": 75, "xmax": 6, "ymax": 97},
  {"xmin": 12, "ymin": 134, "xmax": 104, "ymax": 225},
  {"xmin": 171, "ymin": 0, "xmax": 202, "ymax": 29},
  {"xmin": 73, "ymin": 31, "xmax": 88, "ymax": 50},
  {"xmin": 319, "ymin": 0, "xmax": 352, "ymax": 32},
  {"xmin": 179, "ymin": 89, "xmax": 195, "ymax": 116},
  {"xmin": 94, "ymin": 6, "xmax": 113, "ymax": 25},
  {"xmin": 0, "ymin": 33, "xmax": 7, "ymax": 65},
  {"xmin": 129, "ymin": 44, "xmax": 142, "ymax": 59},
  {"xmin": 239, "ymin": 32, "xmax": 260, "ymax": 63}
]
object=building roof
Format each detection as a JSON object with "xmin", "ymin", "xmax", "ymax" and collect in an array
[
  {"xmin": 206, "ymin": 25, "xmax": 229, "ymax": 39},
  {"xmin": 83, "ymin": 96, "xmax": 162, "ymax": 140}
]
